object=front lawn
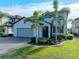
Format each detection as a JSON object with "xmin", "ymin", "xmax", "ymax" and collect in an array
[{"xmin": 0, "ymin": 38, "xmax": 79, "ymax": 59}]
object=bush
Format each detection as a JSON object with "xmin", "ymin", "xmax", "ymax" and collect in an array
[
  {"xmin": 1, "ymin": 34, "xmax": 13, "ymax": 37},
  {"xmin": 47, "ymin": 39, "xmax": 55, "ymax": 45},
  {"xmin": 0, "ymin": 32, "xmax": 3, "ymax": 36},
  {"xmin": 8, "ymin": 34, "xmax": 13, "ymax": 36},
  {"xmin": 66, "ymin": 34, "xmax": 74, "ymax": 40},
  {"xmin": 1, "ymin": 33, "xmax": 9, "ymax": 37},
  {"xmin": 52, "ymin": 35, "xmax": 65, "ymax": 39},
  {"xmin": 58, "ymin": 35, "xmax": 65, "ymax": 42},
  {"xmin": 38, "ymin": 37, "xmax": 45, "ymax": 44},
  {"xmin": 52, "ymin": 35, "xmax": 65, "ymax": 42},
  {"xmin": 30, "ymin": 37, "xmax": 46, "ymax": 44},
  {"xmin": 58, "ymin": 35, "xmax": 65, "ymax": 39},
  {"xmin": 30, "ymin": 37, "xmax": 36, "ymax": 43}
]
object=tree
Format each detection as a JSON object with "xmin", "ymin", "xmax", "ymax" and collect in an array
[
  {"xmin": 59, "ymin": 7, "xmax": 70, "ymax": 35},
  {"xmin": 0, "ymin": 11, "xmax": 9, "ymax": 25},
  {"xmin": 52, "ymin": 0, "xmax": 58, "ymax": 43},
  {"xmin": 24, "ymin": 10, "xmax": 44, "ymax": 44},
  {"xmin": 43, "ymin": 11, "xmax": 52, "ymax": 18},
  {"xmin": 7, "ymin": 15, "xmax": 24, "ymax": 26},
  {"xmin": 52, "ymin": 0, "xmax": 70, "ymax": 43},
  {"xmin": 60, "ymin": 7, "xmax": 70, "ymax": 14},
  {"xmin": 60, "ymin": 7, "xmax": 70, "ymax": 26}
]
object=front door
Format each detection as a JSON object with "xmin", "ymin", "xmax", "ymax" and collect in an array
[{"xmin": 42, "ymin": 26, "xmax": 49, "ymax": 38}]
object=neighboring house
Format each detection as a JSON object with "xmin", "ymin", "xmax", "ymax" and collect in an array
[
  {"xmin": 3, "ymin": 15, "xmax": 25, "ymax": 35},
  {"xmin": 0, "ymin": 17, "xmax": 10, "ymax": 34},
  {"xmin": 3, "ymin": 22, "xmax": 13, "ymax": 35},
  {"xmin": 72, "ymin": 18, "xmax": 79, "ymax": 35},
  {"xmin": 13, "ymin": 11, "xmax": 68, "ymax": 38}
]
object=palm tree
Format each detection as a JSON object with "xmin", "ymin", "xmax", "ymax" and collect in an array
[
  {"xmin": 60, "ymin": 7, "xmax": 70, "ymax": 14},
  {"xmin": 52, "ymin": 0, "xmax": 58, "ymax": 43},
  {"xmin": 25, "ymin": 10, "xmax": 44, "ymax": 44},
  {"xmin": 43, "ymin": 11, "xmax": 52, "ymax": 18},
  {"xmin": 59, "ymin": 7, "xmax": 70, "ymax": 35},
  {"xmin": 60, "ymin": 7, "xmax": 70, "ymax": 25},
  {"xmin": 52, "ymin": 0, "xmax": 70, "ymax": 43},
  {"xmin": 60, "ymin": 7, "xmax": 70, "ymax": 26}
]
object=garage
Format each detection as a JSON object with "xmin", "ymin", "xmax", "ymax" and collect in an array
[{"xmin": 17, "ymin": 28, "xmax": 33, "ymax": 37}]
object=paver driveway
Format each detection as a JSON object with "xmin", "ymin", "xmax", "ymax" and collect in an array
[{"xmin": 0, "ymin": 37, "xmax": 30, "ymax": 56}]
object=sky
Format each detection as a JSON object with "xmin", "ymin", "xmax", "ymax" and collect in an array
[
  {"xmin": 0, "ymin": 0, "xmax": 79, "ymax": 6},
  {"xmin": 0, "ymin": 0, "xmax": 79, "ymax": 28}
]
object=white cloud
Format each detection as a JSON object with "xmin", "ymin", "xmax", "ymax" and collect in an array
[
  {"xmin": 0, "ymin": 2, "xmax": 79, "ymax": 20},
  {"xmin": 0, "ymin": 2, "xmax": 53, "ymax": 17},
  {"xmin": 1, "ymin": 2, "xmax": 79, "ymax": 28},
  {"xmin": 66, "ymin": 3, "xmax": 79, "ymax": 19}
]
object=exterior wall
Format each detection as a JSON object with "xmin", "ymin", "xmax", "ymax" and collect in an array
[
  {"xmin": 41, "ymin": 21, "xmax": 50, "ymax": 38},
  {"xmin": 52, "ymin": 13, "xmax": 68, "ymax": 35},
  {"xmin": 72, "ymin": 20, "xmax": 79, "ymax": 34},
  {"xmin": 13, "ymin": 19, "xmax": 33, "ymax": 37},
  {"xmin": 13, "ymin": 12, "xmax": 68, "ymax": 37},
  {"xmin": 2, "ymin": 17, "xmax": 9, "ymax": 24},
  {"xmin": 44, "ymin": 18, "xmax": 52, "ymax": 23},
  {"xmin": 64, "ymin": 12, "xmax": 68, "ymax": 35},
  {"xmin": 13, "ymin": 19, "xmax": 50, "ymax": 38},
  {"xmin": 0, "ymin": 17, "xmax": 9, "ymax": 25},
  {"xmin": 4, "ymin": 27, "xmax": 13, "ymax": 34},
  {"xmin": 52, "ymin": 25, "xmax": 66, "ymax": 35}
]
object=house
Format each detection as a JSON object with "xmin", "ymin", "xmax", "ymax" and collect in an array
[
  {"xmin": 0, "ymin": 17, "xmax": 10, "ymax": 35},
  {"xmin": 3, "ymin": 22, "xmax": 13, "ymax": 35},
  {"xmin": 3, "ymin": 15, "xmax": 25, "ymax": 35},
  {"xmin": 72, "ymin": 18, "xmax": 79, "ymax": 35},
  {"xmin": 13, "ymin": 11, "xmax": 69, "ymax": 38}
]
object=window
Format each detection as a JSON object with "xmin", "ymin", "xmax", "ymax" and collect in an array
[
  {"xmin": 53, "ymin": 26, "xmax": 64, "ymax": 33},
  {"xmin": 57, "ymin": 26, "xmax": 64, "ymax": 33}
]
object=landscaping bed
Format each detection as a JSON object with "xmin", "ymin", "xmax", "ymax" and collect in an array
[{"xmin": 29, "ymin": 34, "xmax": 74, "ymax": 45}]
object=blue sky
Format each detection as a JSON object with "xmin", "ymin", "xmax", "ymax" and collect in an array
[
  {"xmin": 0, "ymin": 0, "xmax": 79, "ymax": 7},
  {"xmin": 0, "ymin": 0, "xmax": 79, "ymax": 28}
]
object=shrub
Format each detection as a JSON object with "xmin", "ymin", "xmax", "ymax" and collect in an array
[
  {"xmin": 38, "ymin": 37, "xmax": 45, "ymax": 44},
  {"xmin": 66, "ymin": 34, "xmax": 74, "ymax": 40},
  {"xmin": 58, "ymin": 35, "xmax": 65, "ymax": 42},
  {"xmin": 30, "ymin": 37, "xmax": 36, "ymax": 43},
  {"xmin": 52, "ymin": 35, "xmax": 65, "ymax": 42},
  {"xmin": 1, "ymin": 33, "xmax": 9, "ymax": 37},
  {"xmin": 8, "ymin": 34, "xmax": 13, "ymax": 36},
  {"xmin": 58, "ymin": 35, "xmax": 65, "ymax": 39},
  {"xmin": 0, "ymin": 32, "xmax": 3, "ymax": 36},
  {"xmin": 47, "ymin": 39, "xmax": 55, "ymax": 45},
  {"xmin": 52, "ymin": 35, "xmax": 65, "ymax": 39}
]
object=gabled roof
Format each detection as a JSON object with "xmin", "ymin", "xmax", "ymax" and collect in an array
[
  {"xmin": 4, "ymin": 10, "xmax": 68, "ymax": 27},
  {"xmin": 4, "ymin": 15, "xmax": 25, "ymax": 27}
]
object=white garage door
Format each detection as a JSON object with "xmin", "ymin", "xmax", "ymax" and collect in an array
[{"xmin": 17, "ymin": 28, "xmax": 33, "ymax": 37}]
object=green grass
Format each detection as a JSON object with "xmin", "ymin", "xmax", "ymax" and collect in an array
[{"xmin": 0, "ymin": 38, "xmax": 79, "ymax": 59}]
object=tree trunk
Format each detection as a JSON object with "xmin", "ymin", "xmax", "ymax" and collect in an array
[
  {"xmin": 55, "ymin": 25, "xmax": 58, "ymax": 43},
  {"xmin": 36, "ymin": 27, "xmax": 39, "ymax": 44}
]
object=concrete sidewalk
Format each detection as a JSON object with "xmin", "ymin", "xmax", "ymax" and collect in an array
[{"xmin": 0, "ymin": 43, "xmax": 24, "ymax": 56}]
